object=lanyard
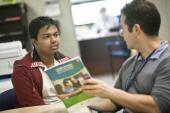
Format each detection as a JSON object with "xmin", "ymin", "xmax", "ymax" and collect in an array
[{"xmin": 124, "ymin": 49, "xmax": 156, "ymax": 91}]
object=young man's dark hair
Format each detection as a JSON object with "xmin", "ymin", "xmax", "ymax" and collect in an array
[
  {"xmin": 121, "ymin": 0, "xmax": 161, "ymax": 36},
  {"xmin": 29, "ymin": 16, "xmax": 59, "ymax": 39}
]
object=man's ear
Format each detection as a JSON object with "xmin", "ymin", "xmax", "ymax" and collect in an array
[
  {"xmin": 133, "ymin": 24, "xmax": 141, "ymax": 34},
  {"xmin": 132, "ymin": 24, "xmax": 142, "ymax": 39}
]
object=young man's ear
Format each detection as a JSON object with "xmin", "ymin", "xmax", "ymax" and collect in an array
[{"xmin": 31, "ymin": 39, "xmax": 36, "ymax": 47}]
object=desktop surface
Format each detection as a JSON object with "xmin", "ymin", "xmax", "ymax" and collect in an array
[
  {"xmin": 0, "ymin": 104, "xmax": 68, "ymax": 113},
  {"xmin": 0, "ymin": 102, "xmax": 92, "ymax": 113}
]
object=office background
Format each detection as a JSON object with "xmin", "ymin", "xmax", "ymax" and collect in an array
[
  {"xmin": 0, "ymin": 0, "xmax": 170, "ymax": 93},
  {"xmin": 1, "ymin": 0, "xmax": 170, "ymax": 58}
]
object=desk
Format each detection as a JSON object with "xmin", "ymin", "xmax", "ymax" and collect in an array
[
  {"xmin": 0, "ymin": 103, "xmax": 68, "ymax": 113},
  {"xmin": 0, "ymin": 102, "xmax": 92, "ymax": 113},
  {"xmin": 79, "ymin": 33, "xmax": 122, "ymax": 75}
]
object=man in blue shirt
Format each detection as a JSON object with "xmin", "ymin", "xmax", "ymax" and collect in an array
[{"xmin": 83, "ymin": 0, "xmax": 170, "ymax": 113}]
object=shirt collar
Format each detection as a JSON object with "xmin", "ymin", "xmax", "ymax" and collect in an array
[
  {"xmin": 30, "ymin": 48, "xmax": 69, "ymax": 68},
  {"xmin": 30, "ymin": 49, "xmax": 43, "ymax": 68},
  {"xmin": 31, "ymin": 49, "xmax": 59, "ymax": 68},
  {"xmin": 40, "ymin": 59, "xmax": 59, "ymax": 71},
  {"xmin": 137, "ymin": 40, "xmax": 169, "ymax": 61}
]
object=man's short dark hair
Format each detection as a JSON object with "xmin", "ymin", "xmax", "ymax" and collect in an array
[
  {"xmin": 121, "ymin": 0, "xmax": 161, "ymax": 36},
  {"xmin": 29, "ymin": 16, "xmax": 59, "ymax": 39}
]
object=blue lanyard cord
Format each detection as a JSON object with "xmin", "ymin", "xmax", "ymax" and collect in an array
[{"xmin": 124, "ymin": 49, "xmax": 156, "ymax": 91}]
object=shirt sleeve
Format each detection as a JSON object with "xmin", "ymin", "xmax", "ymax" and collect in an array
[
  {"xmin": 113, "ymin": 67, "xmax": 124, "ymax": 111},
  {"xmin": 151, "ymin": 58, "xmax": 170, "ymax": 113}
]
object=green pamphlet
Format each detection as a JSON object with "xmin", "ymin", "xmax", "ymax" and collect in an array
[{"xmin": 45, "ymin": 56, "xmax": 92, "ymax": 108}]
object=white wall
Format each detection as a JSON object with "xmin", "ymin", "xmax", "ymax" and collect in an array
[
  {"xmin": 21, "ymin": 0, "xmax": 80, "ymax": 57},
  {"xmin": 1, "ymin": 0, "xmax": 170, "ymax": 57},
  {"xmin": 149, "ymin": 0, "xmax": 170, "ymax": 41},
  {"xmin": 55, "ymin": 0, "xmax": 80, "ymax": 57},
  {"xmin": 165, "ymin": 0, "xmax": 170, "ymax": 41}
]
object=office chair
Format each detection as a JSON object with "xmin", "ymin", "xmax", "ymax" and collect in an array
[
  {"xmin": 0, "ymin": 88, "xmax": 16, "ymax": 111},
  {"xmin": 106, "ymin": 37, "xmax": 130, "ymax": 73}
]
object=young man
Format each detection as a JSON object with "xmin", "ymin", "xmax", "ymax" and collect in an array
[
  {"xmin": 12, "ymin": 16, "xmax": 69, "ymax": 107},
  {"xmin": 83, "ymin": 0, "xmax": 170, "ymax": 113}
]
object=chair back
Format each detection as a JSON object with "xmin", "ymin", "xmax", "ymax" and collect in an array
[
  {"xmin": 0, "ymin": 89, "xmax": 16, "ymax": 111},
  {"xmin": 106, "ymin": 37, "xmax": 130, "ymax": 58},
  {"xmin": 105, "ymin": 36, "xmax": 130, "ymax": 72}
]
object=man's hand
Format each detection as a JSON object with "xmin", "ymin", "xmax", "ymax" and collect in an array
[{"xmin": 82, "ymin": 78, "xmax": 114, "ymax": 98}]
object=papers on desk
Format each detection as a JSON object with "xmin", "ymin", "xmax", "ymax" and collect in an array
[
  {"xmin": 0, "ymin": 78, "xmax": 13, "ymax": 93},
  {"xmin": 0, "ymin": 41, "xmax": 27, "ymax": 76}
]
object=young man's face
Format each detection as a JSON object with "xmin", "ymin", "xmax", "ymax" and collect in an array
[
  {"xmin": 120, "ymin": 15, "xmax": 135, "ymax": 49},
  {"xmin": 33, "ymin": 25, "xmax": 60, "ymax": 56}
]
